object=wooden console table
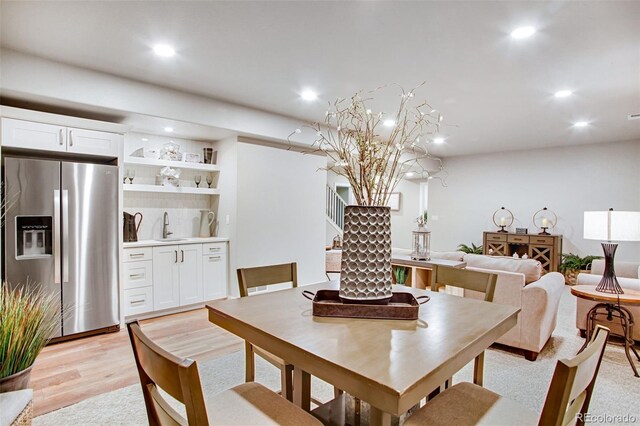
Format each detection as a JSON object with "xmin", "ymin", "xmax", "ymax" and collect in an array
[
  {"xmin": 391, "ymin": 255, "xmax": 466, "ymax": 289},
  {"xmin": 482, "ymin": 231, "xmax": 562, "ymax": 273}
]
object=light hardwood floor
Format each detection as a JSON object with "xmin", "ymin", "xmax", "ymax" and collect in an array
[{"xmin": 30, "ymin": 308, "xmax": 243, "ymax": 417}]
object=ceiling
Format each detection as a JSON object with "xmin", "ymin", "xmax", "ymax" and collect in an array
[{"xmin": 1, "ymin": 1, "xmax": 639, "ymax": 156}]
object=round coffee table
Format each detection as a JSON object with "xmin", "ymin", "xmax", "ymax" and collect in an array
[{"xmin": 571, "ymin": 285, "xmax": 640, "ymax": 377}]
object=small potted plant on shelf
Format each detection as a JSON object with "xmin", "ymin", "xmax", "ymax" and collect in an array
[
  {"xmin": 457, "ymin": 243, "xmax": 483, "ymax": 254},
  {"xmin": 559, "ymin": 253, "xmax": 601, "ymax": 285},
  {"xmin": 393, "ymin": 266, "xmax": 409, "ymax": 285},
  {"xmin": 0, "ymin": 285, "xmax": 59, "ymax": 392}
]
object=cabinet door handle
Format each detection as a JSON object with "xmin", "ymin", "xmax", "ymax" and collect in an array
[
  {"xmin": 209, "ymin": 247, "xmax": 221, "ymax": 252},
  {"xmin": 131, "ymin": 299, "xmax": 145, "ymax": 305},
  {"xmin": 181, "ymin": 250, "xmax": 184, "ymax": 263},
  {"xmin": 69, "ymin": 130, "xmax": 73, "ymax": 146},
  {"xmin": 129, "ymin": 273, "xmax": 145, "ymax": 279},
  {"xmin": 209, "ymin": 256, "xmax": 221, "ymax": 261},
  {"xmin": 129, "ymin": 253, "xmax": 145, "ymax": 258},
  {"xmin": 175, "ymin": 250, "xmax": 178, "ymax": 263},
  {"xmin": 59, "ymin": 129, "xmax": 64, "ymax": 145}
]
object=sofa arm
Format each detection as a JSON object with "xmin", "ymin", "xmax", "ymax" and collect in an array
[
  {"xmin": 577, "ymin": 273, "xmax": 640, "ymax": 291},
  {"xmin": 519, "ymin": 272, "xmax": 565, "ymax": 352}
]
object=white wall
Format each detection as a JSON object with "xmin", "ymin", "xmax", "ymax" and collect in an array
[
  {"xmin": 428, "ymin": 140, "xmax": 640, "ymax": 261},
  {"xmin": 236, "ymin": 142, "xmax": 327, "ymax": 287},
  {"xmin": 326, "ymin": 171, "xmax": 421, "ymax": 249}
]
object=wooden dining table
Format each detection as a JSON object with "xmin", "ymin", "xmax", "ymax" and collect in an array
[{"xmin": 206, "ymin": 281, "xmax": 520, "ymax": 426}]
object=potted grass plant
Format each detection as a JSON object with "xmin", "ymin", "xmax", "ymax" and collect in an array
[
  {"xmin": 457, "ymin": 243, "xmax": 483, "ymax": 254},
  {"xmin": 0, "ymin": 285, "xmax": 59, "ymax": 392}
]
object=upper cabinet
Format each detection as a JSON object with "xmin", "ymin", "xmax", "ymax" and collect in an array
[{"xmin": 1, "ymin": 118, "xmax": 121, "ymax": 158}]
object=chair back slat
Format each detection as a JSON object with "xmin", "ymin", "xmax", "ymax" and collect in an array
[
  {"xmin": 127, "ymin": 321, "xmax": 209, "ymax": 426},
  {"xmin": 538, "ymin": 325, "xmax": 610, "ymax": 426},
  {"xmin": 431, "ymin": 265, "xmax": 497, "ymax": 302},
  {"xmin": 237, "ymin": 262, "xmax": 298, "ymax": 297}
]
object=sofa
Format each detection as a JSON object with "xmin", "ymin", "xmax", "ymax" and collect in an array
[
  {"xmin": 576, "ymin": 260, "xmax": 640, "ymax": 341},
  {"xmin": 461, "ymin": 254, "xmax": 565, "ymax": 361}
]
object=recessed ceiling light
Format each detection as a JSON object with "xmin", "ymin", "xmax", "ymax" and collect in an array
[
  {"xmin": 163, "ymin": 127, "xmax": 174, "ymax": 132},
  {"xmin": 573, "ymin": 121, "xmax": 589, "ymax": 128},
  {"xmin": 433, "ymin": 137, "xmax": 445, "ymax": 144},
  {"xmin": 406, "ymin": 172, "xmax": 415, "ymax": 177},
  {"xmin": 300, "ymin": 90, "xmax": 318, "ymax": 101},
  {"xmin": 153, "ymin": 44, "xmax": 175, "ymax": 57},
  {"xmin": 510, "ymin": 26, "xmax": 536, "ymax": 39},
  {"xmin": 141, "ymin": 137, "xmax": 149, "ymax": 142},
  {"xmin": 383, "ymin": 119, "xmax": 396, "ymax": 127},
  {"xmin": 554, "ymin": 90, "xmax": 573, "ymax": 98}
]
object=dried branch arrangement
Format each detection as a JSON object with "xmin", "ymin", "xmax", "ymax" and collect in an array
[{"xmin": 290, "ymin": 83, "xmax": 445, "ymax": 206}]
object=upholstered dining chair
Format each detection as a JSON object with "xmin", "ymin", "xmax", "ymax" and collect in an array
[
  {"xmin": 431, "ymin": 265, "xmax": 498, "ymax": 387},
  {"xmin": 404, "ymin": 325, "xmax": 610, "ymax": 426},
  {"xmin": 126, "ymin": 320, "xmax": 321, "ymax": 426},
  {"xmin": 237, "ymin": 262, "xmax": 298, "ymax": 401}
]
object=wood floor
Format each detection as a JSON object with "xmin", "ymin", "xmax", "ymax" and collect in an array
[{"xmin": 30, "ymin": 308, "xmax": 243, "ymax": 417}]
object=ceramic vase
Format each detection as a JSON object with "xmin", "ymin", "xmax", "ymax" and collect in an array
[
  {"xmin": 339, "ymin": 205, "xmax": 393, "ymax": 304},
  {"xmin": 0, "ymin": 365, "xmax": 32, "ymax": 393}
]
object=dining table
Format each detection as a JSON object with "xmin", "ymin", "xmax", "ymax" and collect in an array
[{"xmin": 206, "ymin": 281, "xmax": 520, "ymax": 426}]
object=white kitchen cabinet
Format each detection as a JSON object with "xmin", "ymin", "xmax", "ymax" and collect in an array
[
  {"xmin": 1, "ymin": 118, "xmax": 67, "ymax": 152},
  {"xmin": 123, "ymin": 261, "xmax": 153, "ymax": 290},
  {"xmin": 1, "ymin": 117, "xmax": 120, "ymax": 158},
  {"xmin": 178, "ymin": 244, "xmax": 203, "ymax": 305},
  {"xmin": 203, "ymin": 250, "xmax": 227, "ymax": 301},
  {"xmin": 152, "ymin": 245, "xmax": 181, "ymax": 311},
  {"xmin": 67, "ymin": 128, "xmax": 121, "ymax": 157},
  {"xmin": 123, "ymin": 287, "xmax": 154, "ymax": 316}
]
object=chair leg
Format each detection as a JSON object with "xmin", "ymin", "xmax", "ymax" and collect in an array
[
  {"xmin": 245, "ymin": 341, "xmax": 255, "ymax": 382},
  {"xmin": 333, "ymin": 387, "xmax": 344, "ymax": 399},
  {"xmin": 473, "ymin": 351, "xmax": 484, "ymax": 386},
  {"xmin": 524, "ymin": 350, "xmax": 539, "ymax": 362},
  {"xmin": 281, "ymin": 364, "xmax": 294, "ymax": 401}
]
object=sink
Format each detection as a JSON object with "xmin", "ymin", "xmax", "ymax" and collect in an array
[{"xmin": 154, "ymin": 238, "xmax": 187, "ymax": 242}]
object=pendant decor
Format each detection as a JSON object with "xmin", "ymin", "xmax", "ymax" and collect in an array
[
  {"xmin": 340, "ymin": 205, "xmax": 393, "ymax": 303},
  {"xmin": 289, "ymin": 83, "xmax": 445, "ymax": 305}
]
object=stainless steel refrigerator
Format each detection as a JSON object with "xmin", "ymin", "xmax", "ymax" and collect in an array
[{"xmin": 3, "ymin": 157, "xmax": 119, "ymax": 338}]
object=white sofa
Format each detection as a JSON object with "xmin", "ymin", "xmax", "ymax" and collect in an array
[
  {"xmin": 462, "ymin": 254, "xmax": 565, "ymax": 361},
  {"xmin": 576, "ymin": 260, "xmax": 640, "ymax": 341}
]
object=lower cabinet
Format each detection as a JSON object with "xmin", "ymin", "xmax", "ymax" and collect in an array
[
  {"xmin": 123, "ymin": 242, "xmax": 227, "ymax": 318},
  {"xmin": 203, "ymin": 250, "xmax": 227, "ymax": 301}
]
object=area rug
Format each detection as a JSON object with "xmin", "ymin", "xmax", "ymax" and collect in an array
[{"xmin": 35, "ymin": 287, "xmax": 640, "ymax": 425}]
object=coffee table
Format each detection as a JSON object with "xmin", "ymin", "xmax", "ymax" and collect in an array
[
  {"xmin": 207, "ymin": 281, "xmax": 519, "ymax": 425},
  {"xmin": 571, "ymin": 285, "xmax": 640, "ymax": 377}
]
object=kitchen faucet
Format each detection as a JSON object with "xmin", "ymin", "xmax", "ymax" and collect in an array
[{"xmin": 163, "ymin": 211, "xmax": 173, "ymax": 239}]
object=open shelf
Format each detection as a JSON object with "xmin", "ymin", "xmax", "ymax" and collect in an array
[
  {"xmin": 123, "ymin": 184, "xmax": 220, "ymax": 195},
  {"xmin": 124, "ymin": 156, "xmax": 220, "ymax": 172}
]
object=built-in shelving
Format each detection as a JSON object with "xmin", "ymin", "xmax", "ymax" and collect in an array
[
  {"xmin": 123, "ymin": 184, "xmax": 220, "ymax": 195},
  {"xmin": 124, "ymin": 156, "xmax": 220, "ymax": 172}
]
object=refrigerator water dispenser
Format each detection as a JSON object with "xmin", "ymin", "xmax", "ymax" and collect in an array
[{"xmin": 15, "ymin": 216, "xmax": 53, "ymax": 259}]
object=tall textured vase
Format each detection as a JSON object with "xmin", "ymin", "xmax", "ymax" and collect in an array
[{"xmin": 339, "ymin": 205, "xmax": 393, "ymax": 304}]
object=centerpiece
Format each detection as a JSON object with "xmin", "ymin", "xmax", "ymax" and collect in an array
[{"xmin": 293, "ymin": 84, "xmax": 444, "ymax": 304}]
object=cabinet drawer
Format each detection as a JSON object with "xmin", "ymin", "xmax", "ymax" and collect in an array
[
  {"xmin": 530, "ymin": 236, "xmax": 554, "ymax": 245},
  {"xmin": 203, "ymin": 243, "xmax": 227, "ymax": 255},
  {"xmin": 123, "ymin": 261, "xmax": 153, "ymax": 289},
  {"xmin": 508, "ymin": 235, "xmax": 530, "ymax": 244},
  {"xmin": 123, "ymin": 247, "xmax": 152, "ymax": 262},
  {"xmin": 485, "ymin": 233, "xmax": 507, "ymax": 242},
  {"xmin": 123, "ymin": 287, "xmax": 153, "ymax": 316}
]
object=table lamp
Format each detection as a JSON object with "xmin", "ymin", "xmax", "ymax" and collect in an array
[{"xmin": 583, "ymin": 209, "xmax": 640, "ymax": 294}]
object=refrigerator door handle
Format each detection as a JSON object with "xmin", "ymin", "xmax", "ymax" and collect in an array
[
  {"xmin": 54, "ymin": 190, "xmax": 61, "ymax": 284},
  {"xmin": 62, "ymin": 190, "xmax": 69, "ymax": 283}
]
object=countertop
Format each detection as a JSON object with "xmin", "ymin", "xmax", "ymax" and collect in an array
[{"xmin": 123, "ymin": 237, "xmax": 229, "ymax": 248}]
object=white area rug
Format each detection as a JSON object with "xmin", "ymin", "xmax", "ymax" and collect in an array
[{"xmin": 35, "ymin": 287, "xmax": 640, "ymax": 425}]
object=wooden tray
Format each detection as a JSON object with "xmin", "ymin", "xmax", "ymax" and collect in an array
[{"xmin": 303, "ymin": 289, "xmax": 429, "ymax": 320}]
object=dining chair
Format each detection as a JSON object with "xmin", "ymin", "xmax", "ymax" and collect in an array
[
  {"xmin": 127, "ymin": 320, "xmax": 321, "ymax": 426},
  {"xmin": 404, "ymin": 325, "xmax": 610, "ymax": 426},
  {"xmin": 431, "ymin": 265, "xmax": 498, "ymax": 387},
  {"xmin": 237, "ymin": 262, "xmax": 298, "ymax": 401}
]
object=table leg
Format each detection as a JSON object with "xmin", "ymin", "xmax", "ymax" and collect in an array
[
  {"xmin": 369, "ymin": 406, "xmax": 392, "ymax": 426},
  {"xmin": 618, "ymin": 305, "xmax": 640, "ymax": 378},
  {"xmin": 245, "ymin": 341, "xmax": 255, "ymax": 382},
  {"xmin": 293, "ymin": 367, "xmax": 311, "ymax": 411},
  {"xmin": 473, "ymin": 351, "xmax": 484, "ymax": 386}
]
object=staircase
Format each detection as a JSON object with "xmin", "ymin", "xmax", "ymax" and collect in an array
[{"xmin": 326, "ymin": 185, "xmax": 346, "ymax": 234}]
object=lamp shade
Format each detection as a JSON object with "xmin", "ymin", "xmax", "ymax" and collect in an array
[{"xmin": 584, "ymin": 211, "xmax": 640, "ymax": 242}]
